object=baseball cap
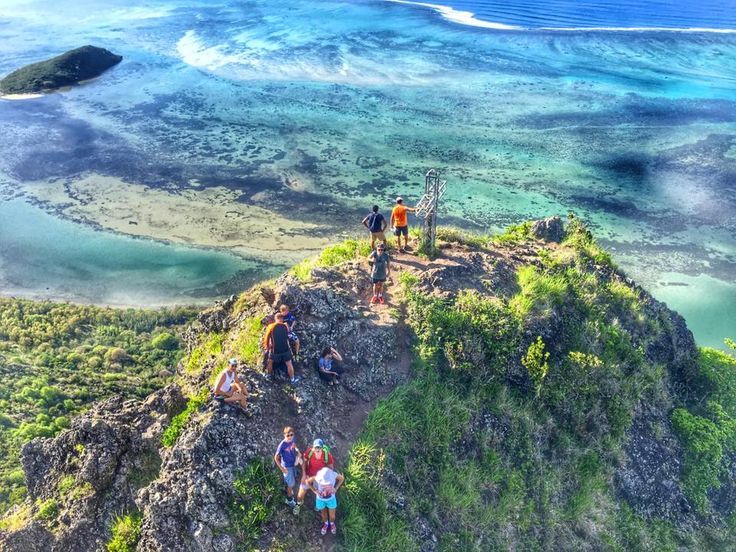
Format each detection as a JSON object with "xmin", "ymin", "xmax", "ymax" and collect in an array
[
  {"xmin": 313, "ymin": 438, "xmax": 324, "ymax": 448},
  {"xmin": 228, "ymin": 358, "xmax": 238, "ymax": 366},
  {"xmin": 396, "ymin": 196, "xmax": 403, "ymax": 202}
]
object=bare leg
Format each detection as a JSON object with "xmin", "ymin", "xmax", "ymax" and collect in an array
[
  {"xmin": 329, "ymin": 508, "xmax": 336, "ymax": 523},
  {"xmin": 286, "ymin": 360, "xmax": 295, "ymax": 379},
  {"xmin": 321, "ymin": 509, "xmax": 328, "ymax": 523}
]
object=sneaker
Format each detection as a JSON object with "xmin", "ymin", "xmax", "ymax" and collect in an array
[
  {"xmin": 321, "ymin": 522, "xmax": 329, "ymax": 536},
  {"xmin": 286, "ymin": 498, "xmax": 296, "ymax": 508},
  {"xmin": 378, "ymin": 295, "xmax": 385, "ymax": 304},
  {"xmin": 293, "ymin": 502, "xmax": 301, "ymax": 515},
  {"xmin": 330, "ymin": 523, "xmax": 337, "ymax": 535},
  {"xmin": 399, "ymin": 248, "xmax": 406, "ymax": 253},
  {"xmin": 370, "ymin": 295, "xmax": 378, "ymax": 304},
  {"xmin": 290, "ymin": 376, "xmax": 301, "ymax": 385}
]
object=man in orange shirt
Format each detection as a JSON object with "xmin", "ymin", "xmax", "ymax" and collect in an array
[
  {"xmin": 389, "ymin": 197, "xmax": 415, "ymax": 253},
  {"xmin": 263, "ymin": 313, "xmax": 300, "ymax": 384}
]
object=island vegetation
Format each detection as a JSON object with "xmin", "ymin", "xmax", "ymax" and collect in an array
[
  {"xmin": 0, "ymin": 299, "xmax": 196, "ymax": 514},
  {"xmin": 0, "ymin": 45, "xmax": 122, "ymax": 95}
]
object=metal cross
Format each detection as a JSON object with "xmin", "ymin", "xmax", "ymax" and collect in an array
[{"xmin": 415, "ymin": 169, "xmax": 446, "ymax": 258}]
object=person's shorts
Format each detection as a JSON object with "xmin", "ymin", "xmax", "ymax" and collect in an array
[
  {"xmin": 282, "ymin": 466, "xmax": 296, "ymax": 488},
  {"xmin": 288, "ymin": 332, "xmax": 299, "ymax": 343},
  {"xmin": 372, "ymin": 277, "xmax": 386, "ymax": 284},
  {"xmin": 271, "ymin": 350, "xmax": 293, "ymax": 363},
  {"xmin": 394, "ymin": 225, "xmax": 408, "ymax": 237},
  {"xmin": 371, "ymin": 231, "xmax": 386, "ymax": 241},
  {"xmin": 315, "ymin": 494, "xmax": 338, "ymax": 510}
]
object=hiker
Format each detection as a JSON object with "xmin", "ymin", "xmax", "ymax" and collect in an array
[
  {"xmin": 390, "ymin": 196, "xmax": 415, "ymax": 253},
  {"xmin": 274, "ymin": 426, "xmax": 302, "ymax": 512},
  {"xmin": 213, "ymin": 358, "xmax": 248, "ymax": 409},
  {"xmin": 263, "ymin": 313, "xmax": 300, "ymax": 384},
  {"xmin": 296, "ymin": 438, "xmax": 335, "ymax": 511},
  {"xmin": 279, "ymin": 304, "xmax": 300, "ymax": 359},
  {"xmin": 362, "ymin": 205, "xmax": 387, "ymax": 250},
  {"xmin": 368, "ymin": 242, "xmax": 390, "ymax": 304},
  {"xmin": 306, "ymin": 466, "xmax": 344, "ymax": 536},
  {"xmin": 318, "ymin": 347, "xmax": 344, "ymax": 385}
]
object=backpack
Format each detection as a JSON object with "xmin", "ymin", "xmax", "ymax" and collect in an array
[
  {"xmin": 367, "ymin": 212, "xmax": 382, "ymax": 232},
  {"xmin": 306, "ymin": 445, "xmax": 332, "ymax": 463}
]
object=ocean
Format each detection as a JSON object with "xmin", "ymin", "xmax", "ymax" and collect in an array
[{"xmin": 0, "ymin": 0, "xmax": 734, "ymax": 347}]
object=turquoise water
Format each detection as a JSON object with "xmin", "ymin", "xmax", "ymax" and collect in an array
[
  {"xmin": 0, "ymin": 0, "xmax": 734, "ymax": 347},
  {"xmin": 0, "ymin": 199, "xmax": 275, "ymax": 306}
]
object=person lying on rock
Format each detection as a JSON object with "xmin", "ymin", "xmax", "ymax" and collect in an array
[
  {"xmin": 368, "ymin": 242, "xmax": 390, "ymax": 304},
  {"xmin": 306, "ymin": 466, "xmax": 344, "ymax": 536},
  {"xmin": 263, "ymin": 313, "xmax": 300, "ymax": 384},
  {"xmin": 296, "ymin": 438, "xmax": 334, "ymax": 513},
  {"xmin": 279, "ymin": 304, "xmax": 300, "ymax": 359},
  {"xmin": 213, "ymin": 358, "xmax": 248, "ymax": 409},
  {"xmin": 318, "ymin": 347, "xmax": 344, "ymax": 385},
  {"xmin": 274, "ymin": 425, "xmax": 302, "ymax": 513}
]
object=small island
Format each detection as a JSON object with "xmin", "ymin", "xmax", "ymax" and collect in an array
[{"xmin": 0, "ymin": 45, "xmax": 122, "ymax": 95}]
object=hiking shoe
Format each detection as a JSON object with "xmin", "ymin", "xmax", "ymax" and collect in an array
[
  {"xmin": 286, "ymin": 498, "xmax": 296, "ymax": 508},
  {"xmin": 370, "ymin": 295, "xmax": 378, "ymax": 304},
  {"xmin": 321, "ymin": 522, "xmax": 329, "ymax": 536},
  {"xmin": 330, "ymin": 523, "xmax": 337, "ymax": 535},
  {"xmin": 290, "ymin": 376, "xmax": 301, "ymax": 385},
  {"xmin": 293, "ymin": 502, "xmax": 301, "ymax": 515},
  {"xmin": 378, "ymin": 295, "xmax": 385, "ymax": 304},
  {"xmin": 399, "ymin": 248, "xmax": 406, "ymax": 253}
]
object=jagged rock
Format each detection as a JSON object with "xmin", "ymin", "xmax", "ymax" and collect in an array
[
  {"xmin": 0, "ymin": 45, "xmax": 122, "ymax": 95},
  {"xmin": 531, "ymin": 216, "xmax": 565, "ymax": 242}
]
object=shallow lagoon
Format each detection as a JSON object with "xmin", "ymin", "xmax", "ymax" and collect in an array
[{"xmin": 0, "ymin": 0, "xmax": 734, "ymax": 347}]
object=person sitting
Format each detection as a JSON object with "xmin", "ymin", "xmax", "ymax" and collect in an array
[
  {"xmin": 213, "ymin": 358, "xmax": 248, "ymax": 409},
  {"xmin": 263, "ymin": 313, "xmax": 300, "ymax": 384},
  {"xmin": 279, "ymin": 304, "xmax": 300, "ymax": 359},
  {"xmin": 318, "ymin": 347, "xmax": 344, "ymax": 385}
]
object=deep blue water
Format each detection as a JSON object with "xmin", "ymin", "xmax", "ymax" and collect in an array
[{"xmin": 415, "ymin": 0, "xmax": 736, "ymax": 29}]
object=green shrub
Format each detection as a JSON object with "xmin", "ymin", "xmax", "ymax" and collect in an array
[
  {"xmin": 230, "ymin": 459, "xmax": 282, "ymax": 545},
  {"xmin": 510, "ymin": 265, "xmax": 568, "ymax": 317},
  {"xmin": 491, "ymin": 221, "xmax": 533, "ymax": 245},
  {"xmin": 151, "ymin": 332, "xmax": 179, "ymax": 351},
  {"xmin": 318, "ymin": 238, "xmax": 371, "ymax": 266},
  {"xmin": 697, "ymin": 346, "xmax": 736, "ymax": 416},
  {"xmin": 161, "ymin": 389, "xmax": 209, "ymax": 447},
  {"xmin": 234, "ymin": 317, "xmax": 264, "ymax": 367},
  {"xmin": 435, "ymin": 227, "xmax": 490, "ymax": 248},
  {"xmin": 35, "ymin": 498, "xmax": 58, "ymax": 521},
  {"xmin": 562, "ymin": 215, "xmax": 613, "ymax": 266},
  {"xmin": 107, "ymin": 512, "xmax": 142, "ymax": 552},
  {"xmin": 522, "ymin": 336, "xmax": 550, "ymax": 395}
]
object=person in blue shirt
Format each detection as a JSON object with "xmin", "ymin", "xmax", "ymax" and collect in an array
[
  {"xmin": 274, "ymin": 425, "xmax": 302, "ymax": 512},
  {"xmin": 279, "ymin": 304, "xmax": 300, "ymax": 359},
  {"xmin": 318, "ymin": 347, "xmax": 344, "ymax": 385},
  {"xmin": 361, "ymin": 205, "xmax": 387, "ymax": 250}
]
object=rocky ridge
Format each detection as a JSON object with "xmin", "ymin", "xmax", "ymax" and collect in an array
[{"xmin": 0, "ymin": 217, "xmax": 733, "ymax": 551}]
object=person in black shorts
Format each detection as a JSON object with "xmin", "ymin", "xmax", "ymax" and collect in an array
[
  {"xmin": 263, "ymin": 313, "xmax": 300, "ymax": 384},
  {"xmin": 368, "ymin": 243, "xmax": 390, "ymax": 304}
]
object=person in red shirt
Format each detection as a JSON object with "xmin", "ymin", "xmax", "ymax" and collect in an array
[
  {"xmin": 295, "ymin": 438, "xmax": 334, "ymax": 513},
  {"xmin": 389, "ymin": 197, "xmax": 415, "ymax": 253}
]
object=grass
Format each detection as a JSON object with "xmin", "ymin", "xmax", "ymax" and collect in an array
[
  {"xmin": 0, "ymin": 504, "xmax": 30, "ymax": 532},
  {"xmin": 290, "ymin": 238, "xmax": 372, "ymax": 281},
  {"xmin": 229, "ymin": 459, "xmax": 282, "ymax": 546},
  {"xmin": 35, "ymin": 498, "xmax": 58, "ymax": 521},
  {"xmin": 491, "ymin": 221, "xmax": 533, "ymax": 245},
  {"xmin": 107, "ymin": 512, "xmax": 142, "ymax": 552},
  {"xmin": 161, "ymin": 388, "xmax": 210, "ymax": 447},
  {"xmin": 233, "ymin": 316, "xmax": 265, "ymax": 368},
  {"xmin": 509, "ymin": 265, "xmax": 569, "ymax": 317}
]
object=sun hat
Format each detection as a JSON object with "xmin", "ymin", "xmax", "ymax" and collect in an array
[{"xmin": 313, "ymin": 438, "xmax": 324, "ymax": 448}]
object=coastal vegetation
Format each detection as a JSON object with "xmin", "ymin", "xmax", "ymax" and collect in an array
[
  {"xmin": 0, "ymin": 45, "xmax": 122, "ymax": 95},
  {"xmin": 0, "ymin": 299, "xmax": 196, "ymax": 513}
]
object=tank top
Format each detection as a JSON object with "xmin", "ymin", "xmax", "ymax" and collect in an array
[{"xmin": 221, "ymin": 370, "xmax": 236, "ymax": 393}]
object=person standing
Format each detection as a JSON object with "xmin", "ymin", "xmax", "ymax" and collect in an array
[
  {"xmin": 306, "ymin": 466, "xmax": 345, "ymax": 536},
  {"xmin": 362, "ymin": 205, "xmax": 387, "ymax": 250},
  {"xmin": 279, "ymin": 304, "xmax": 300, "ymax": 359},
  {"xmin": 274, "ymin": 426, "xmax": 302, "ymax": 513},
  {"xmin": 389, "ymin": 197, "xmax": 415, "ymax": 253},
  {"xmin": 296, "ymin": 438, "xmax": 334, "ymax": 513},
  {"xmin": 368, "ymin": 243, "xmax": 390, "ymax": 304},
  {"xmin": 263, "ymin": 313, "xmax": 300, "ymax": 384}
]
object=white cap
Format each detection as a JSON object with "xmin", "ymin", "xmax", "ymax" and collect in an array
[
  {"xmin": 396, "ymin": 197, "xmax": 403, "ymax": 203},
  {"xmin": 228, "ymin": 358, "xmax": 238, "ymax": 366}
]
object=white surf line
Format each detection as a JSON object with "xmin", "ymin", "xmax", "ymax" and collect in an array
[
  {"xmin": 386, "ymin": 0, "xmax": 521, "ymax": 30},
  {"xmin": 386, "ymin": 0, "xmax": 736, "ymax": 33}
]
